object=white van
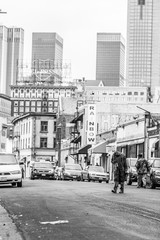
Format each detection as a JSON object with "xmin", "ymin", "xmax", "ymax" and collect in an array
[{"xmin": 0, "ymin": 153, "xmax": 22, "ymax": 187}]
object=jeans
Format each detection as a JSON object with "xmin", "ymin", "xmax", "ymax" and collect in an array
[{"xmin": 137, "ymin": 174, "xmax": 147, "ymax": 187}]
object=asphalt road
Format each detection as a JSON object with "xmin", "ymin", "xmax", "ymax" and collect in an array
[{"xmin": 0, "ymin": 179, "xmax": 160, "ymax": 240}]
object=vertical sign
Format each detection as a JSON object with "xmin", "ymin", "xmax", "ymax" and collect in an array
[{"xmin": 87, "ymin": 104, "xmax": 96, "ymax": 145}]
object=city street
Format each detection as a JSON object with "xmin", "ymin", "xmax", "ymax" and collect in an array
[{"xmin": 0, "ymin": 179, "xmax": 160, "ymax": 240}]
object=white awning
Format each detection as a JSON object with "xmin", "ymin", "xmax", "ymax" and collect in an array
[{"xmin": 117, "ymin": 138, "xmax": 144, "ymax": 147}]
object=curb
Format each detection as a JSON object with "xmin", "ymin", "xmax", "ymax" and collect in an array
[{"xmin": 0, "ymin": 202, "xmax": 23, "ymax": 240}]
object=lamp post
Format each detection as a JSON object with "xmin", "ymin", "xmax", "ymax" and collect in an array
[{"xmin": 57, "ymin": 124, "xmax": 62, "ymax": 167}]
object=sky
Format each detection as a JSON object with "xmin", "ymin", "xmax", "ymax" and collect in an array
[{"xmin": 0, "ymin": 0, "xmax": 128, "ymax": 80}]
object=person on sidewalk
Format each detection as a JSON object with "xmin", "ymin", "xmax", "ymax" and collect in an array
[
  {"xmin": 135, "ymin": 153, "xmax": 150, "ymax": 188},
  {"xmin": 111, "ymin": 151, "xmax": 128, "ymax": 194}
]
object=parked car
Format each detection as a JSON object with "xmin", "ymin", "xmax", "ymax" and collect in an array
[
  {"xmin": 81, "ymin": 165, "xmax": 109, "ymax": 183},
  {"xmin": 30, "ymin": 161, "xmax": 55, "ymax": 180},
  {"xmin": 55, "ymin": 167, "xmax": 63, "ymax": 180},
  {"xmin": 61, "ymin": 163, "xmax": 82, "ymax": 181},
  {"xmin": 126, "ymin": 158, "xmax": 137, "ymax": 185},
  {"xmin": 0, "ymin": 153, "xmax": 22, "ymax": 187},
  {"xmin": 146, "ymin": 158, "xmax": 160, "ymax": 189}
]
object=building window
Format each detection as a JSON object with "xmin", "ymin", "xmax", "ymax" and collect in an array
[
  {"xmin": 41, "ymin": 121, "xmax": 48, "ymax": 132},
  {"xmin": 31, "ymin": 101, "xmax": 36, "ymax": 106},
  {"xmin": 25, "ymin": 101, "xmax": 30, "ymax": 107},
  {"xmin": 40, "ymin": 138, "xmax": 47, "ymax": 148},
  {"xmin": 53, "ymin": 138, "xmax": 56, "ymax": 149},
  {"xmin": 37, "ymin": 101, "xmax": 41, "ymax": 107},
  {"xmin": 20, "ymin": 101, "xmax": 24, "ymax": 106},
  {"xmin": 138, "ymin": 0, "xmax": 145, "ymax": 5},
  {"xmin": 54, "ymin": 121, "xmax": 56, "ymax": 132}
]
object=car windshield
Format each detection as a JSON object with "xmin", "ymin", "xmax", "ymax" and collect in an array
[
  {"xmin": 0, "ymin": 154, "xmax": 17, "ymax": 165},
  {"xmin": 65, "ymin": 164, "xmax": 82, "ymax": 170},
  {"xmin": 153, "ymin": 160, "xmax": 160, "ymax": 168},
  {"xmin": 34, "ymin": 162, "xmax": 53, "ymax": 168},
  {"xmin": 89, "ymin": 166, "xmax": 104, "ymax": 172}
]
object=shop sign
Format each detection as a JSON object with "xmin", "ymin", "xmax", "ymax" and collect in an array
[
  {"xmin": 148, "ymin": 128, "xmax": 159, "ymax": 137},
  {"xmin": 87, "ymin": 104, "xmax": 96, "ymax": 145}
]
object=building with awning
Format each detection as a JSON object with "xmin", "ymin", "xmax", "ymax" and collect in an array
[{"xmin": 116, "ymin": 118, "xmax": 145, "ymax": 158}]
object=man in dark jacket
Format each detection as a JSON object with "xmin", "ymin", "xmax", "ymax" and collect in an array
[
  {"xmin": 135, "ymin": 153, "xmax": 150, "ymax": 188},
  {"xmin": 111, "ymin": 151, "xmax": 128, "ymax": 194}
]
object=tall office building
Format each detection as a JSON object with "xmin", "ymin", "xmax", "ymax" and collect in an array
[
  {"xmin": 0, "ymin": 26, "xmax": 24, "ymax": 96},
  {"xmin": 126, "ymin": 0, "xmax": 160, "ymax": 93},
  {"xmin": 0, "ymin": 26, "xmax": 8, "ymax": 94},
  {"xmin": 96, "ymin": 33, "xmax": 125, "ymax": 86},
  {"xmin": 31, "ymin": 32, "xmax": 63, "ymax": 84}
]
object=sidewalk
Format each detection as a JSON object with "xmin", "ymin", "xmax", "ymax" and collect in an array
[{"xmin": 0, "ymin": 202, "xmax": 23, "ymax": 240}]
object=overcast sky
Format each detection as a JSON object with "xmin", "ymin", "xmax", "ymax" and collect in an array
[{"xmin": 1, "ymin": 0, "xmax": 128, "ymax": 80}]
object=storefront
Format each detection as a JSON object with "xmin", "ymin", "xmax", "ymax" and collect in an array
[{"xmin": 88, "ymin": 141, "xmax": 108, "ymax": 169}]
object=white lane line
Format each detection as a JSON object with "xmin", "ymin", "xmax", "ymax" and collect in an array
[{"xmin": 40, "ymin": 220, "xmax": 69, "ymax": 225}]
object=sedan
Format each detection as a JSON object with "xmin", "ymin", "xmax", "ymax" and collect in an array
[
  {"xmin": 0, "ymin": 153, "xmax": 22, "ymax": 187},
  {"xmin": 30, "ymin": 161, "xmax": 55, "ymax": 180},
  {"xmin": 62, "ymin": 164, "xmax": 82, "ymax": 181},
  {"xmin": 81, "ymin": 165, "xmax": 109, "ymax": 183}
]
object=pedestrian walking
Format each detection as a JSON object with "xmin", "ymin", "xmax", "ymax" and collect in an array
[
  {"xmin": 135, "ymin": 153, "xmax": 150, "ymax": 188},
  {"xmin": 111, "ymin": 151, "xmax": 128, "ymax": 194}
]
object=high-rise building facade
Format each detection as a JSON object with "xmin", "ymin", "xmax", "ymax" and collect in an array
[
  {"xmin": 0, "ymin": 26, "xmax": 24, "ymax": 96},
  {"xmin": 126, "ymin": 0, "xmax": 160, "ymax": 93},
  {"xmin": 0, "ymin": 26, "xmax": 8, "ymax": 94},
  {"xmin": 31, "ymin": 33, "xmax": 63, "ymax": 84},
  {"xmin": 96, "ymin": 33, "xmax": 125, "ymax": 86}
]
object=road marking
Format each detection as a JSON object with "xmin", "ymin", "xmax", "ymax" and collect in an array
[{"xmin": 40, "ymin": 220, "xmax": 69, "ymax": 225}]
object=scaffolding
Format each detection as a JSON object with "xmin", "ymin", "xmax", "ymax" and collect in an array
[{"xmin": 16, "ymin": 59, "xmax": 72, "ymax": 85}]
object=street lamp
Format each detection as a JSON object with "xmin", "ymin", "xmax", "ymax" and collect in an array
[{"xmin": 57, "ymin": 124, "xmax": 62, "ymax": 167}]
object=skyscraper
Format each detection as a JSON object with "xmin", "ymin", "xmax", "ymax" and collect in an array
[
  {"xmin": 31, "ymin": 32, "xmax": 63, "ymax": 84},
  {"xmin": 0, "ymin": 26, "xmax": 24, "ymax": 96},
  {"xmin": 126, "ymin": 0, "xmax": 160, "ymax": 93},
  {"xmin": 96, "ymin": 33, "xmax": 125, "ymax": 86},
  {"xmin": 0, "ymin": 26, "xmax": 8, "ymax": 94}
]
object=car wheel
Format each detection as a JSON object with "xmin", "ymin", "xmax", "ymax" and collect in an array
[
  {"xmin": 12, "ymin": 183, "xmax": 16, "ymax": 187},
  {"xmin": 106, "ymin": 180, "xmax": 109, "ymax": 183},
  {"xmin": 126, "ymin": 175, "xmax": 132, "ymax": 185},
  {"xmin": 17, "ymin": 181, "xmax": 22, "ymax": 188},
  {"xmin": 99, "ymin": 180, "xmax": 102, "ymax": 183}
]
